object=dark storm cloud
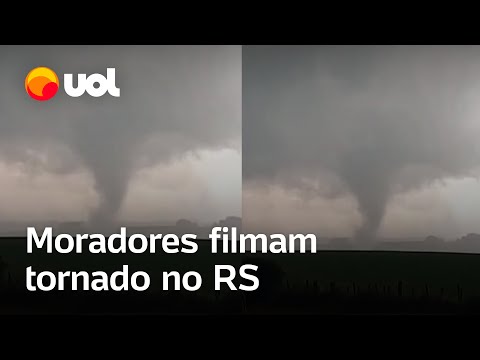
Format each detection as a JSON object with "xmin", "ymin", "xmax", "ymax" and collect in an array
[
  {"xmin": 243, "ymin": 45, "xmax": 480, "ymax": 241},
  {"xmin": 0, "ymin": 45, "xmax": 240, "ymax": 225}
]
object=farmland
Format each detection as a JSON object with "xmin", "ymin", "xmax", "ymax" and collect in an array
[{"xmin": 1, "ymin": 237, "xmax": 480, "ymax": 314}]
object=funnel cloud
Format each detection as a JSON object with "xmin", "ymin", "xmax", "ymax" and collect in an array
[
  {"xmin": 0, "ymin": 45, "xmax": 241, "ymax": 231},
  {"xmin": 243, "ymin": 45, "xmax": 480, "ymax": 243}
]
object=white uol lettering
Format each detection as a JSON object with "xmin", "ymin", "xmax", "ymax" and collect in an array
[
  {"xmin": 63, "ymin": 68, "xmax": 120, "ymax": 98},
  {"xmin": 106, "ymin": 68, "xmax": 120, "ymax": 97},
  {"xmin": 85, "ymin": 73, "xmax": 108, "ymax": 97},
  {"xmin": 64, "ymin": 73, "xmax": 87, "ymax": 97}
]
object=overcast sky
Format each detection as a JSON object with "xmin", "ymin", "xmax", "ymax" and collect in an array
[
  {"xmin": 243, "ymin": 45, "xmax": 480, "ymax": 240},
  {"xmin": 4, "ymin": 45, "xmax": 480, "ymax": 240},
  {"xmin": 0, "ymin": 45, "xmax": 241, "ymax": 228}
]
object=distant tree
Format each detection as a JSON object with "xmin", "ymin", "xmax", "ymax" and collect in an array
[
  {"xmin": 455, "ymin": 233, "xmax": 480, "ymax": 251},
  {"xmin": 423, "ymin": 235, "xmax": 445, "ymax": 248},
  {"xmin": 176, "ymin": 219, "xmax": 198, "ymax": 229}
]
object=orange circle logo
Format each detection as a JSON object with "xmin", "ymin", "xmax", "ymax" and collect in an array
[{"xmin": 25, "ymin": 67, "xmax": 59, "ymax": 101}]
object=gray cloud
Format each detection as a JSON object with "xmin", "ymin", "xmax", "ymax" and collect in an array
[
  {"xmin": 0, "ymin": 45, "xmax": 241, "ymax": 227},
  {"xmin": 243, "ymin": 45, "xmax": 480, "ymax": 241}
]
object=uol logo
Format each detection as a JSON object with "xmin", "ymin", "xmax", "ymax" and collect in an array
[{"xmin": 25, "ymin": 67, "xmax": 120, "ymax": 101}]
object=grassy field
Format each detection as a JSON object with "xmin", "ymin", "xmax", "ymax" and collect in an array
[
  {"xmin": 2, "ymin": 237, "xmax": 480, "ymax": 293},
  {"xmin": 1, "ymin": 237, "xmax": 480, "ymax": 313}
]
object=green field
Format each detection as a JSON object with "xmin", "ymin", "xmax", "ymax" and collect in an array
[{"xmin": 1, "ymin": 237, "xmax": 480, "ymax": 302}]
